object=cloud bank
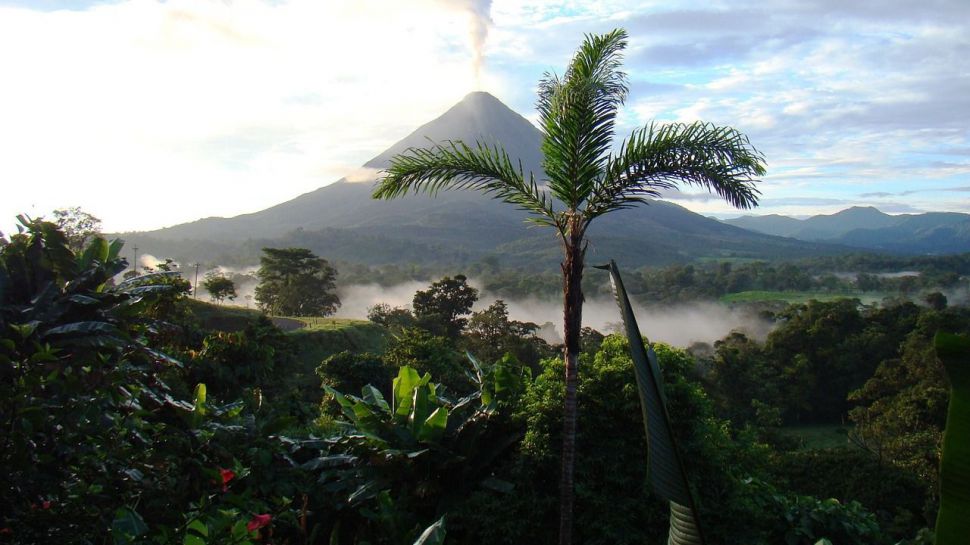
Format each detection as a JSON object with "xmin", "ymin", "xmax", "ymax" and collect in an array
[{"xmin": 2, "ymin": 0, "xmax": 968, "ymax": 232}]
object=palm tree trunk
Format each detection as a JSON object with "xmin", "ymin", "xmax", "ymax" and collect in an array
[{"xmin": 559, "ymin": 219, "xmax": 584, "ymax": 545}]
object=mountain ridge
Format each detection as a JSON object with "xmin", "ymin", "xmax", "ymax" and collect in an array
[
  {"xmin": 116, "ymin": 91, "xmax": 962, "ymax": 269},
  {"xmin": 723, "ymin": 207, "xmax": 970, "ymax": 253}
]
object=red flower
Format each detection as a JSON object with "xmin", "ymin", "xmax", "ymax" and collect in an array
[
  {"xmin": 246, "ymin": 514, "xmax": 272, "ymax": 533},
  {"xmin": 41, "ymin": 501, "xmax": 51, "ymax": 510},
  {"xmin": 0, "ymin": 527, "xmax": 12, "ymax": 535},
  {"xmin": 219, "ymin": 468, "xmax": 236, "ymax": 492}
]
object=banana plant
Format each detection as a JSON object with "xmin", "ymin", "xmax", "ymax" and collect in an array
[
  {"xmin": 310, "ymin": 362, "xmax": 520, "ymax": 544},
  {"xmin": 596, "ymin": 260, "xmax": 706, "ymax": 545},
  {"xmin": 466, "ymin": 351, "xmax": 531, "ymax": 410},
  {"xmin": 933, "ymin": 332, "xmax": 970, "ymax": 545},
  {"xmin": 323, "ymin": 366, "xmax": 453, "ymax": 447}
]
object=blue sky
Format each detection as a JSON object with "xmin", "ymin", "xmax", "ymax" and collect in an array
[{"xmin": 1, "ymin": 0, "xmax": 968, "ymax": 232}]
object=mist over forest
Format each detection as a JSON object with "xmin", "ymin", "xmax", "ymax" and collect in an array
[{"xmin": 332, "ymin": 280, "xmax": 774, "ymax": 347}]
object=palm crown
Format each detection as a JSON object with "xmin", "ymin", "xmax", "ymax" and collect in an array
[{"xmin": 373, "ymin": 28, "xmax": 765, "ymax": 240}]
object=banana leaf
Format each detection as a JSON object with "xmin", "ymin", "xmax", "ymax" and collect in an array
[
  {"xmin": 413, "ymin": 517, "xmax": 446, "ymax": 545},
  {"xmin": 934, "ymin": 332, "xmax": 970, "ymax": 545},
  {"xmin": 43, "ymin": 320, "xmax": 122, "ymax": 338},
  {"xmin": 393, "ymin": 366, "xmax": 424, "ymax": 420},
  {"xmin": 595, "ymin": 260, "xmax": 706, "ymax": 545},
  {"xmin": 115, "ymin": 271, "xmax": 183, "ymax": 290}
]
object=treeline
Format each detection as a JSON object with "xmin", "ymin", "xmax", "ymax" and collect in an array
[
  {"xmin": 619, "ymin": 260, "xmax": 961, "ymax": 304},
  {"xmin": 338, "ymin": 253, "xmax": 968, "ymax": 305},
  {"xmin": 2, "ymin": 217, "xmax": 964, "ymax": 544},
  {"xmin": 697, "ymin": 297, "xmax": 967, "ymax": 539},
  {"xmin": 109, "ymin": 240, "xmax": 970, "ymax": 311}
]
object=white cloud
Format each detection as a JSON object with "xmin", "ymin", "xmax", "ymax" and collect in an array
[
  {"xmin": 0, "ymin": 0, "xmax": 489, "ymax": 232},
  {"xmin": 3, "ymin": 0, "xmax": 969, "ymax": 234},
  {"xmin": 344, "ymin": 167, "xmax": 383, "ymax": 184}
]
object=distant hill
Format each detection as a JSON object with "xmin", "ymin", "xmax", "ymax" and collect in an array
[
  {"xmin": 118, "ymin": 92, "xmax": 854, "ymax": 270},
  {"xmin": 723, "ymin": 206, "xmax": 970, "ymax": 254}
]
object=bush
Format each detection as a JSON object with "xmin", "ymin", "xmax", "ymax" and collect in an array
[{"xmin": 770, "ymin": 448, "xmax": 929, "ymax": 541}]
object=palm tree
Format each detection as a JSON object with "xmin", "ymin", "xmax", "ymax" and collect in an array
[{"xmin": 372, "ymin": 28, "xmax": 765, "ymax": 545}]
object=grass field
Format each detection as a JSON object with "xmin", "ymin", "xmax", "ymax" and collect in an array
[
  {"xmin": 720, "ymin": 290, "xmax": 887, "ymax": 304},
  {"xmin": 186, "ymin": 299, "xmax": 263, "ymax": 331},
  {"xmin": 186, "ymin": 300, "xmax": 375, "ymax": 331},
  {"xmin": 289, "ymin": 317, "xmax": 373, "ymax": 331}
]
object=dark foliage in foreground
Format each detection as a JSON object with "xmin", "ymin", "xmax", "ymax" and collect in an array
[{"xmin": 0, "ymin": 217, "xmax": 959, "ymax": 544}]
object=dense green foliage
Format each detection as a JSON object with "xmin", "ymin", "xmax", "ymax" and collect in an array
[
  {"xmin": 464, "ymin": 300, "xmax": 551, "ymax": 370},
  {"xmin": 2, "ymin": 217, "xmax": 966, "ymax": 544},
  {"xmin": 412, "ymin": 275, "xmax": 479, "ymax": 339},
  {"xmin": 704, "ymin": 299, "xmax": 944, "ymax": 426},
  {"xmin": 255, "ymin": 247, "xmax": 340, "ymax": 317},
  {"xmin": 0, "ymin": 219, "xmax": 297, "ymax": 542},
  {"xmin": 365, "ymin": 278, "xmax": 555, "ymax": 381}
]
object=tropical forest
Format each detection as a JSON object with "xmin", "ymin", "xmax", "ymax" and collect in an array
[{"xmin": 3, "ymin": 16, "xmax": 970, "ymax": 545}]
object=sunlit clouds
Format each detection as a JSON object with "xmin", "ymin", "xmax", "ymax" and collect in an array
[
  {"xmin": 1, "ymin": 0, "xmax": 968, "ymax": 232},
  {"xmin": 0, "ymin": 0, "xmax": 494, "ymax": 231}
]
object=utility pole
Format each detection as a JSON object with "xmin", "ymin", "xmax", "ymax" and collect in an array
[
  {"xmin": 194, "ymin": 263, "xmax": 201, "ymax": 299},
  {"xmin": 132, "ymin": 246, "xmax": 139, "ymax": 275}
]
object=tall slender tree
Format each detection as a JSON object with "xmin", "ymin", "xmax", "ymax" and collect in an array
[{"xmin": 373, "ymin": 28, "xmax": 765, "ymax": 544}]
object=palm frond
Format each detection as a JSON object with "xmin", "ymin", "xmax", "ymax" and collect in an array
[
  {"xmin": 597, "ymin": 260, "xmax": 708, "ymax": 545},
  {"xmin": 372, "ymin": 140, "xmax": 560, "ymax": 230},
  {"xmin": 584, "ymin": 121, "xmax": 765, "ymax": 221},
  {"xmin": 537, "ymin": 29, "xmax": 629, "ymax": 210}
]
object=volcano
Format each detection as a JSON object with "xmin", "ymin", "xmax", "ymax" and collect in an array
[{"xmin": 120, "ymin": 92, "xmax": 845, "ymax": 269}]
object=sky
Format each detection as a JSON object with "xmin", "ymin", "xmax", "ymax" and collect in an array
[{"xmin": 1, "ymin": 0, "xmax": 968, "ymax": 233}]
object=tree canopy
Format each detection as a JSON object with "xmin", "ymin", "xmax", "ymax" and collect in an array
[
  {"xmin": 203, "ymin": 273, "xmax": 237, "ymax": 303},
  {"xmin": 51, "ymin": 207, "xmax": 102, "ymax": 252},
  {"xmin": 412, "ymin": 274, "xmax": 478, "ymax": 338},
  {"xmin": 255, "ymin": 247, "xmax": 340, "ymax": 317}
]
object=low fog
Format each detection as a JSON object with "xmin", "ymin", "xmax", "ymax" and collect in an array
[
  {"xmin": 197, "ymin": 271, "xmax": 965, "ymax": 338},
  {"xmin": 334, "ymin": 279, "xmax": 774, "ymax": 348},
  {"xmin": 138, "ymin": 263, "xmax": 967, "ymax": 346},
  {"xmin": 335, "ymin": 281, "xmax": 429, "ymax": 319}
]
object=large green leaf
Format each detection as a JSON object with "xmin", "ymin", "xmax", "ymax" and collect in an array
[
  {"xmin": 410, "ymin": 383, "xmax": 433, "ymax": 436},
  {"xmin": 351, "ymin": 401, "xmax": 383, "ymax": 434},
  {"xmin": 302, "ymin": 454, "xmax": 358, "ymax": 470},
  {"xmin": 111, "ymin": 507, "xmax": 148, "ymax": 545},
  {"xmin": 417, "ymin": 406, "xmax": 449, "ymax": 443},
  {"xmin": 412, "ymin": 517, "xmax": 446, "ymax": 545},
  {"xmin": 596, "ymin": 260, "xmax": 706, "ymax": 545},
  {"xmin": 323, "ymin": 384, "xmax": 354, "ymax": 410},
  {"xmin": 107, "ymin": 238, "xmax": 125, "ymax": 261},
  {"xmin": 934, "ymin": 332, "xmax": 970, "ymax": 545},
  {"xmin": 115, "ymin": 271, "xmax": 182, "ymax": 291},
  {"xmin": 362, "ymin": 384, "xmax": 390, "ymax": 413},
  {"xmin": 393, "ymin": 366, "xmax": 422, "ymax": 420},
  {"xmin": 193, "ymin": 383, "xmax": 207, "ymax": 416},
  {"xmin": 44, "ymin": 320, "xmax": 121, "ymax": 338},
  {"xmin": 77, "ymin": 237, "xmax": 108, "ymax": 270},
  {"xmin": 184, "ymin": 519, "xmax": 208, "ymax": 545}
]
